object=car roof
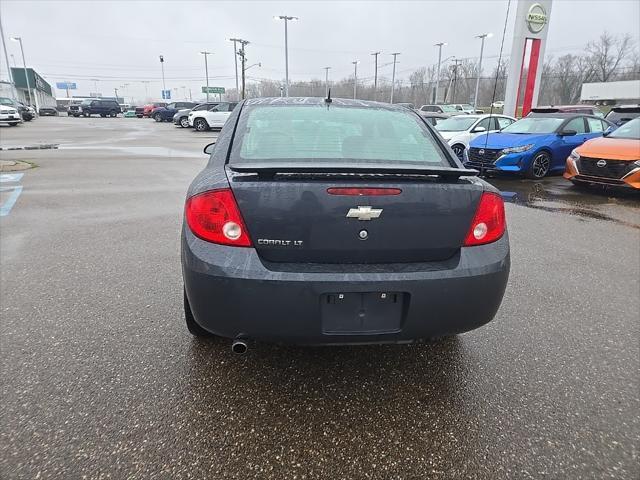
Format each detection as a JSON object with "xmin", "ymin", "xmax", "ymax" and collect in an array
[
  {"xmin": 244, "ymin": 97, "xmax": 410, "ymax": 111},
  {"xmin": 532, "ymin": 105, "xmax": 596, "ymax": 112}
]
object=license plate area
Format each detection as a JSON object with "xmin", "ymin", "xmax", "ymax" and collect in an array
[{"xmin": 321, "ymin": 292, "xmax": 406, "ymax": 335}]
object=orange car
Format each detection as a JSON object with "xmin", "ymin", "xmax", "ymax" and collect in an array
[{"xmin": 564, "ymin": 118, "xmax": 640, "ymax": 189}]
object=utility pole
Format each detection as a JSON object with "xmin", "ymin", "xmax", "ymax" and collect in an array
[
  {"xmin": 200, "ymin": 51, "xmax": 212, "ymax": 102},
  {"xmin": 323, "ymin": 66, "xmax": 330, "ymax": 97},
  {"xmin": 451, "ymin": 58, "xmax": 461, "ymax": 104},
  {"xmin": 229, "ymin": 38, "xmax": 242, "ymax": 101},
  {"xmin": 275, "ymin": 15, "xmax": 298, "ymax": 97},
  {"xmin": 10, "ymin": 37, "xmax": 33, "ymax": 107},
  {"xmin": 235, "ymin": 39, "xmax": 249, "ymax": 100},
  {"xmin": 390, "ymin": 52, "xmax": 400, "ymax": 103},
  {"xmin": 352, "ymin": 61, "xmax": 359, "ymax": 99},
  {"xmin": 371, "ymin": 51, "xmax": 381, "ymax": 100},
  {"xmin": 473, "ymin": 33, "xmax": 492, "ymax": 113},
  {"xmin": 0, "ymin": 17, "xmax": 17, "ymax": 100},
  {"xmin": 141, "ymin": 81, "xmax": 150, "ymax": 100},
  {"xmin": 159, "ymin": 55, "xmax": 166, "ymax": 94}
]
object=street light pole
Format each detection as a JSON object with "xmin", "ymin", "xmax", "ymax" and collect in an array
[
  {"xmin": 390, "ymin": 52, "xmax": 400, "ymax": 103},
  {"xmin": 323, "ymin": 66, "xmax": 330, "ymax": 98},
  {"xmin": 371, "ymin": 51, "xmax": 381, "ymax": 100},
  {"xmin": 352, "ymin": 61, "xmax": 359, "ymax": 99},
  {"xmin": 200, "ymin": 51, "xmax": 212, "ymax": 102},
  {"xmin": 434, "ymin": 42, "xmax": 447, "ymax": 103},
  {"xmin": 11, "ymin": 37, "xmax": 33, "ymax": 107},
  {"xmin": 275, "ymin": 15, "xmax": 298, "ymax": 97},
  {"xmin": 473, "ymin": 33, "xmax": 492, "ymax": 113},
  {"xmin": 159, "ymin": 55, "xmax": 166, "ymax": 94}
]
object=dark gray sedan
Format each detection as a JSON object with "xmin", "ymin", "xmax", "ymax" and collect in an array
[{"xmin": 181, "ymin": 98, "xmax": 510, "ymax": 352}]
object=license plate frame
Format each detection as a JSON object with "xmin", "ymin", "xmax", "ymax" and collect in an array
[{"xmin": 321, "ymin": 292, "xmax": 406, "ymax": 335}]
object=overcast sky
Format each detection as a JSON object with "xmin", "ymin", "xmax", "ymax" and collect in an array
[{"xmin": 1, "ymin": 0, "xmax": 639, "ymax": 102}]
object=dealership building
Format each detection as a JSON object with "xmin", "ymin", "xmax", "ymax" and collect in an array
[{"xmin": 9, "ymin": 67, "xmax": 56, "ymax": 110}]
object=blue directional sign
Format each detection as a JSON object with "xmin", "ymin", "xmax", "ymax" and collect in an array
[
  {"xmin": 161, "ymin": 89, "xmax": 171, "ymax": 99},
  {"xmin": 56, "ymin": 82, "xmax": 77, "ymax": 90}
]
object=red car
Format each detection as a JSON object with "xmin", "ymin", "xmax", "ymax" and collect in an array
[{"xmin": 142, "ymin": 102, "xmax": 167, "ymax": 118}]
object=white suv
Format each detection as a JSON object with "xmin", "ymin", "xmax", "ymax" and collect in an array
[
  {"xmin": 188, "ymin": 102, "xmax": 238, "ymax": 131},
  {"xmin": 0, "ymin": 104, "xmax": 22, "ymax": 126},
  {"xmin": 435, "ymin": 114, "xmax": 516, "ymax": 159}
]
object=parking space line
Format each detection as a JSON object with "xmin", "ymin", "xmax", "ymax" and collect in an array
[
  {"xmin": 0, "ymin": 173, "xmax": 24, "ymax": 183},
  {"xmin": 0, "ymin": 186, "xmax": 23, "ymax": 216}
]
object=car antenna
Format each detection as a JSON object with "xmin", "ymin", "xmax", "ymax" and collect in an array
[{"xmin": 324, "ymin": 88, "xmax": 332, "ymax": 104}]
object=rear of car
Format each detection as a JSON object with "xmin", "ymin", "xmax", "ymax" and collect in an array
[
  {"xmin": 182, "ymin": 98, "xmax": 510, "ymax": 345},
  {"xmin": 39, "ymin": 106, "xmax": 58, "ymax": 116},
  {"xmin": 564, "ymin": 118, "xmax": 640, "ymax": 189},
  {"xmin": 605, "ymin": 105, "xmax": 640, "ymax": 126},
  {"xmin": 135, "ymin": 106, "xmax": 145, "ymax": 118},
  {"xmin": 530, "ymin": 105, "xmax": 603, "ymax": 117}
]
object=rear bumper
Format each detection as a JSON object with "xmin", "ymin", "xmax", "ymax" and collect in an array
[{"xmin": 182, "ymin": 229, "xmax": 510, "ymax": 344}]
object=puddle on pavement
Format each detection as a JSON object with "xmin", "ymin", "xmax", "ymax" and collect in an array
[
  {"xmin": 59, "ymin": 145, "xmax": 201, "ymax": 158},
  {"xmin": 487, "ymin": 176, "xmax": 639, "ymax": 229}
]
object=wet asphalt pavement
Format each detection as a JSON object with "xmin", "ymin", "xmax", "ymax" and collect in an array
[{"xmin": 1, "ymin": 117, "xmax": 638, "ymax": 479}]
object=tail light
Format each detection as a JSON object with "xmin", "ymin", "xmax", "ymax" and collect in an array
[
  {"xmin": 185, "ymin": 188, "xmax": 252, "ymax": 247},
  {"xmin": 463, "ymin": 192, "xmax": 505, "ymax": 246}
]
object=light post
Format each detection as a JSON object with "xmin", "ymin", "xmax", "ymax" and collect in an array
[
  {"xmin": 275, "ymin": 15, "xmax": 298, "ymax": 97},
  {"xmin": 352, "ymin": 61, "xmax": 359, "ymax": 99},
  {"xmin": 323, "ymin": 66, "xmax": 330, "ymax": 98},
  {"xmin": 10, "ymin": 54, "xmax": 16, "ymax": 67},
  {"xmin": 181, "ymin": 86, "xmax": 187, "ymax": 100},
  {"xmin": 159, "ymin": 55, "xmax": 166, "ymax": 95},
  {"xmin": 10, "ymin": 37, "xmax": 33, "ymax": 107},
  {"xmin": 114, "ymin": 87, "xmax": 119, "ymax": 102},
  {"xmin": 473, "ymin": 33, "xmax": 492, "ymax": 113},
  {"xmin": 141, "ymin": 81, "xmax": 150, "ymax": 100},
  {"xmin": 90, "ymin": 78, "xmax": 99, "ymax": 95},
  {"xmin": 200, "ymin": 51, "xmax": 212, "ymax": 102},
  {"xmin": 434, "ymin": 42, "xmax": 447, "ymax": 103},
  {"xmin": 234, "ymin": 39, "xmax": 250, "ymax": 100},
  {"xmin": 371, "ymin": 51, "xmax": 381, "ymax": 100},
  {"xmin": 390, "ymin": 52, "xmax": 401, "ymax": 103}
]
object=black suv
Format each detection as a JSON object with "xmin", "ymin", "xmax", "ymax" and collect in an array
[{"xmin": 78, "ymin": 99, "xmax": 122, "ymax": 118}]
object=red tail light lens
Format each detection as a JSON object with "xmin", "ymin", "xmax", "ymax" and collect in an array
[
  {"xmin": 185, "ymin": 189, "xmax": 252, "ymax": 247},
  {"xmin": 463, "ymin": 192, "xmax": 506, "ymax": 246},
  {"xmin": 327, "ymin": 187, "xmax": 402, "ymax": 196}
]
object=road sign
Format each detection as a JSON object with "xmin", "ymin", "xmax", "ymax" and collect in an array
[
  {"xmin": 202, "ymin": 86, "xmax": 225, "ymax": 94},
  {"xmin": 56, "ymin": 82, "xmax": 77, "ymax": 90},
  {"xmin": 161, "ymin": 89, "xmax": 171, "ymax": 99}
]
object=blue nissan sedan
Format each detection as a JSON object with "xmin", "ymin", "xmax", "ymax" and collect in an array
[{"xmin": 466, "ymin": 113, "xmax": 615, "ymax": 178}]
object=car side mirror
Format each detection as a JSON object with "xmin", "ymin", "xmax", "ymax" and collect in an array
[
  {"xmin": 472, "ymin": 126, "xmax": 487, "ymax": 133},
  {"xmin": 559, "ymin": 129, "xmax": 577, "ymax": 136},
  {"xmin": 203, "ymin": 142, "xmax": 216, "ymax": 155}
]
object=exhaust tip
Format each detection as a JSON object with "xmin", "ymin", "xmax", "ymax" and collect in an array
[{"xmin": 231, "ymin": 339, "xmax": 248, "ymax": 355}]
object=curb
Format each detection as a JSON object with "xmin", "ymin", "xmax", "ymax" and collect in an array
[{"xmin": 0, "ymin": 144, "xmax": 59, "ymax": 151}]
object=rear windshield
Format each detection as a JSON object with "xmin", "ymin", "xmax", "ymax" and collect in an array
[
  {"xmin": 435, "ymin": 116, "xmax": 479, "ymax": 131},
  {"xmin": 230, "ymin": 105, "xmax": 450, "ymax": 166},
  {"xmin": 608, "ymin": 118, "xmax": 640, "ymax": 139},
  {"xmin": 605, "ymin": 108, "xmax": 640, "ymax": 125}
]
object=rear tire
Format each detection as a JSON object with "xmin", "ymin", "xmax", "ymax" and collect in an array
[
  {"xmin": 184, "ymin": 289, "xmax": 213, "ymax": 337},
  {"xmin": 110, "ymin": 111, "xmax": 117, "ymax": 118},
  {"xmin": 194, "ymin": 118, "xmax": 209, "ymax": 131},
  {"xmin": 526, "ymin": 151, "xmax": 551, "ymax": 179},
  {"xmin": 179, "ymin": 116, "xmax": 190, "ymax": 128},
  {"xmin": 154, "ymin": 113, "xmax": 163, "ymax": 122}
]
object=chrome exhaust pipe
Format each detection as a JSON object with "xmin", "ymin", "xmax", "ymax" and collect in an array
[{"xmin": 231, "ymin": 339, "xmax": 248, "ymax": 355}]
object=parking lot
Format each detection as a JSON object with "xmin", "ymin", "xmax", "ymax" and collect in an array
[{"xmin": 1, "ymin": 116, "xmax": 638, "ymax": 479}]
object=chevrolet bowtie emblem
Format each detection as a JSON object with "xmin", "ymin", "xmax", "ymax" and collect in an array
[{"xmin": 346, "ymin": 206, "xmax": 383, "ymax": 221}]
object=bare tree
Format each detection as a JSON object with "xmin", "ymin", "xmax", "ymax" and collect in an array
[{"xmin": 585, "ymin": 31, "xmax": 634, "ymax": 82}]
